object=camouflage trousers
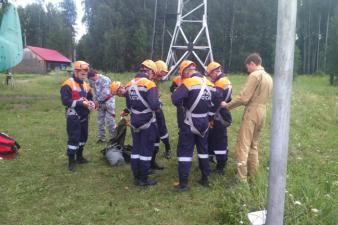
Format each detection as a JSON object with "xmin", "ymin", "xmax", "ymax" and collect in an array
[{"xmin": 97, "ymin": 98, "xmax": 116, "ymax": 140}]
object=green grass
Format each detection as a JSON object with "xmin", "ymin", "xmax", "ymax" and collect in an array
[{"xmin": 0, "ymin": 72, "xmax": 337, "ymax": 225}]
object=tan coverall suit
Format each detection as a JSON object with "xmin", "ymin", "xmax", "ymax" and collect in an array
[{"xmin": 227, "ymin": 66, "xmax": 273, "ymax": 180}]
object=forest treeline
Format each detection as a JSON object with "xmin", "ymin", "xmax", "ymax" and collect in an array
[{"xmin": 17, "ymin": 0, "xmax": 338, "ymax": 75}]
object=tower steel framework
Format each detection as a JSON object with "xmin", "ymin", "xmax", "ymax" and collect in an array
[{"xmin": 163, "ymin": 0, "xmax": 213, "ymax": 79}]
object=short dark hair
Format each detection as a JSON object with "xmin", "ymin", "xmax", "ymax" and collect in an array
[
  {"xmin": 244, "ymin": 53, "xmax": 262, "ymax": 65},
  {"xmin": 87, "ymin": 69, "xmax": 97, "ymax": 78}
]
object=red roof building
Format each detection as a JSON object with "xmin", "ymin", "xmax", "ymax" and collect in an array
[{"xmin": 13, "ymin": 46, "xmax": 72, "ymax": 74}]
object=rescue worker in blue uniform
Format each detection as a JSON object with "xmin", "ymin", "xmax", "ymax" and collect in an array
[
  {"xmin": 87, "ymin": 70, "xmax": 116, "ymax": 143},
  {"xmin": 207, "ymin": 62, "xmax": 232, "ymax": 175},
  {"xmin": 171, "ymin": 60, "xmax": 216, "ymax": 191},
  {"xmin": 170, "ymin": 75, "xmax": 185, "ymax": 130},
  {"xmin": 153, "ymin": 60, "xmax": 171, "ymax": 160},
  {"xmin": 60, "ymin": 61, "xmax": 95, "ymax": 171},
  {"xmin": 125, "ymin": 60, "xmax": 161, "ymax": 186}
]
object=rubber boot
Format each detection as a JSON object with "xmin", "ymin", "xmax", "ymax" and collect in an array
[
  {"xmin": 198, "ymin": 175, "xmax": 209, "ymax": 187},
  {"xmin": 136, "ymin": 175, "xmax": 157, "ymax": 186},
  {"xmin": 68, "ymin": 154, "xmax": 76, "ymax": 172},
  {"xmin": 76, "ymin": 148, "xmax": 89, "ymax": 164},
  {"xmin": 175, "ymin": 176, "xmax": 189, "ymax": 192},
  {"xmin": 213, "ymin": 161, "xmax": 225, "ymax": 175},
  {"xmin": 150, "ymin": 149, "xmax": 164, "ymax": 170},
  {"xmin": 163, "ymin": 138, "xmax": 172, "ymax": 159}
]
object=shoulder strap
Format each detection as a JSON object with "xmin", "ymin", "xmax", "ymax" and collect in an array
[
  {"xmin": 224, "ymin": 85, "xmax": 232, "ymax": 102},
  {"xmin": 188, "ymin": 77, "xmax": 207, "ymax": 113},
  {"xmin": 130, "ymin": 78, "xmax": 151, "ymax": 110}
]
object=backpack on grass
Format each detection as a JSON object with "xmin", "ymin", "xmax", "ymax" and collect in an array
[{"xmin": 0, "ymin": 132, "xmax": 20, "ymax": 158}]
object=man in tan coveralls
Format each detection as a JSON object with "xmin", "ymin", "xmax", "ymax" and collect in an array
[{"xmin": 222, "ymin": 53, "xmax": 273, "ymax": 181}]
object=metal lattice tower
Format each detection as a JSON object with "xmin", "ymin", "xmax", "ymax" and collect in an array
[{"xmin": 164, "ymin": 0, "xmax": 213, "ymax": 79}]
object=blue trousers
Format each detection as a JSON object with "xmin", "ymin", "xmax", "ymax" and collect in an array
[
  {"xmin": 176, "ymin": 123, "xmax": 210, "ymax": 181},
  {"xmin": 66, "ymin": 115, "xmax": 88, "ymax": 155},
  {"xmin": 208, "ymin": 120, "xmax": 228, "ymax": 170},
  {"xmin": 154, "ymin": 109, "xmax": 170, "ymax": 149},
  {"xmin": 131, "ymin": 122, "xmax": 158, "ymax": 180}
]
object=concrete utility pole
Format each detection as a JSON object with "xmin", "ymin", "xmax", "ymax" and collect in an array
[{"xmin": 266, "ymin": 0, "xmax": 297, "ymax": 225}]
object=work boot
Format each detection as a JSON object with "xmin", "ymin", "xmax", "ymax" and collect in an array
[
  {"xmin": 212, "ymin": 163, "xmax": 225, "ymax": 175},
  {"xmin": 212, "ymin": 169, "xmax": 224, "ymax": 175},
  {"xmin": 150, "ymin": 151, "xmax": 164, "ymax": 170},
  {"xmin": 76, "ymin": 149, "xmax": 89, "ymax": 164},
  {"xmin": 163, "ymin": 149, "xmax": 172, "ymax": 160},
  {"xmin": 174, "ymin": 177, "xmax": 189, "ymax": 192},
  {"xmin": 163, "ymin": 140, "xmax": 172, "ymax": 159},
  {"xmin": 198, "ymin": 176, "xmax": 209, "ymax": 187},
  {"xmin": 136, "ymin": 175, "xmax": 157, "ymax": 186},
  {"xmin": 68, "ymin": 154, "xmax": 76, "ymax": 172}
]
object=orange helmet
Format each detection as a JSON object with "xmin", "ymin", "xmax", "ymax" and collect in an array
[
  {"xmin": 141, "ymin": 59, "xmax": 157, "ymax": 74},
  {"xmin": 74, "ymin": 61, "xmax": 89, "ymax": 70},
  {"xmin": 111, "ymin": 81, "xmax": 122, "ymax": 94},
  {"xmin": 207, "ymin": 61, "xmax": 221, "ymax": 74},
  {"xmin": 179, "ymin": 60, "xmax": 196, "ymax": 76},
  {"xmin": 155, "ymin": 60, "xmax": 168, "ymax": 73}
]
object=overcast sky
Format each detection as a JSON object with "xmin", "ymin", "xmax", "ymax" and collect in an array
[{"xmin": 15, "ymin": 0, "xmax": 86, "ymax": 42}]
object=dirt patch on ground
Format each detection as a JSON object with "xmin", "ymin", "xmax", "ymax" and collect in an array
[
  {"xmin": 9, "ymin": 103, "xmax": 29, "ymax": 112},
  {"xmin": 15, "ymin": 80, "xmax": 31, "ymax": 84}
]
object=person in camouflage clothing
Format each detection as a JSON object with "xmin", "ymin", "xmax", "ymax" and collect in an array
[{"xmin": 88, "ymin": 70, "xmax": 116, "ymax": 143}]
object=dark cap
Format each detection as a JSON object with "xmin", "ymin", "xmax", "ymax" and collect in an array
[{"xmin": 87, "ymin": 69, "xmax": 97, "ymax": 78}]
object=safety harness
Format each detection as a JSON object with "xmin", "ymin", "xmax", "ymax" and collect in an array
[
  {"xmin": 214, "ymin": 83, "xmax": 233, "ymax": 127},
  {"xmin": 184, "ymin": 77, "xmax": 211, "ymax": 137},
  {"xmin": 129, "ymin": 78, "xmax": 156, "ymax": 132},
  {"xmin": 66, "ymin": 78, "xmax": 89, "ymax": 118}
]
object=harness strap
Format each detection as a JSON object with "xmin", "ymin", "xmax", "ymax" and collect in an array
[
  {"xmin": 129, "ymin": 78, "xmax": 156, "ymax": 132},
  {"xmin": 214, "ymin": 85, "xmax": 232, "ymax": 127},
  {"xmin": 184, "ymin": 77, "xmax": 209, "ymax": 137}
]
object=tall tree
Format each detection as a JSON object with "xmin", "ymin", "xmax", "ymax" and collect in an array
[{"xmin": 327, "ymin": 6, "xmax": 338, "ymax": 77}]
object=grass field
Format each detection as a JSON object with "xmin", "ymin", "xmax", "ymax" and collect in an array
[{"xmin": 0, "ymin": 72, "xmax": 337, "ymax": 225}]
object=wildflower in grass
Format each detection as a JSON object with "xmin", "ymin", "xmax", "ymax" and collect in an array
[
  {"xmin": 294, "ymin": 201, "xmax": 302, "ymax": 205},
  {"xmin": 311, "ymin": 208, "xmax": 319, "ymax": 213}
]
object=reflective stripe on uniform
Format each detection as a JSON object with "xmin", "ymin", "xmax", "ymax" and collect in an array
[
  {"xmin": 68, "ymin": 145, "xmax": 78, "ymax": 150},
  {"xmin": 137, "ymin": 87, "xmax": 148, "ymax": 92},
  {"xmin": 208, "ymin": 112, "xmax": 215, "ymax": 116},
  {"xmin": 191, "ymin": 113, "xmax": 208, "ymax": 118},
  {"xmin": 154, "ymin": 142, "xmax": 160, "ymax": 147},
  {"xmin": 70, "ymin": 77, "xmax": 88, "ymax": 93},
  {"xmin": 131, "ymin": 154, "xmax": 140, "ymax": 159},
  {"xmin": 198, "ymin": 154, "xmax": 208, "ymax": 159},
  {"xmin": 187, "ymin": 85, "xmax": 204, "ymax": 91},
  {"xmin": 177, "ymin": 157, "xmax": 193, "ymax": 162},
  {"xmin": 160, "ymin": 133, "xmax": 169, "ymax": 139},
  {"xmin": 131, "ymin": 108, "xmax": 152, "ymax": 114},
  {"xmin": 214, "ymin": 150, "xmax": 227, "ymax": 155},
  {"xmin": 79, "ymin": 142, "xmax": 86, "ymax": 146},
  {"xmin": 71, "ymin": 100, "xmax": 77, "ymax": 108},
  {"xmin": 139, "ymin": 155, "xmax": 152, "ymax": 161}
]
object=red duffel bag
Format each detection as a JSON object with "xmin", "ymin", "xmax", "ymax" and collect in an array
[{"xmin": 0, "ymin": 132, "xmax": 20, "ymax": 158}]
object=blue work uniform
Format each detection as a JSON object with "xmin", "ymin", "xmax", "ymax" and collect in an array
[
  {"xmin": 208, "ymin": 74, "xmax": 232, "ymax": 173},
  {"xmin": 125, "ymin": 73, "xmax": 160, "ymax": 184},
  {"xmin": 171, "ymin": 72, "xmax": 216, "ymax": 187}
]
